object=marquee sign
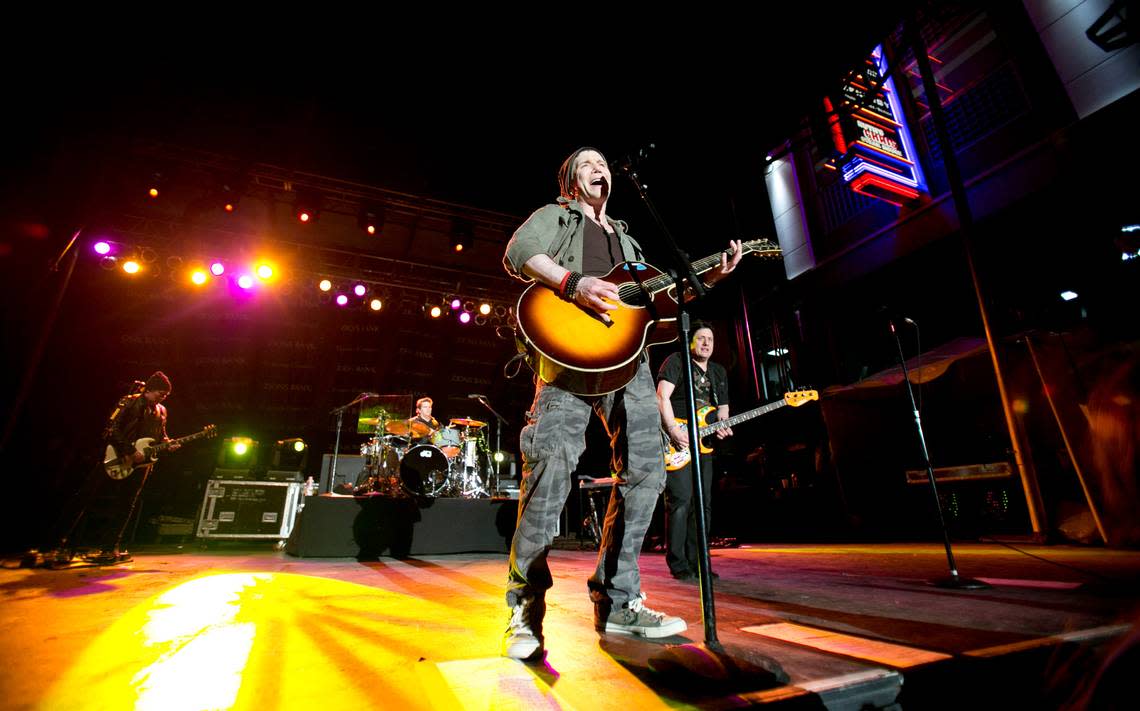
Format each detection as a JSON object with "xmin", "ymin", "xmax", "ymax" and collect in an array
[{"xmin": 825, "ymin": 45, "xmax": 927, "ymax": 206}]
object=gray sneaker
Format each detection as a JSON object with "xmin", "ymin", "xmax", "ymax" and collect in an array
[
  {"xmin": 502, "ymin": 597, "xmax": 545, "ymax": 660},
  {"xmin": 599, "ymin": 593, "xmax": 687, "ymax": 638}
]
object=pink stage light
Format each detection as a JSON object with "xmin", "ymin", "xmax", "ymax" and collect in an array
[
  {"xmin": 450, "ymin": 298, "xmax": 462, "ymax": 310},
  {"xmin": 336, "ymin": 294, "xmax": 348, "ymax": 306},
  {"xmin": 237, "ymin": 275, "xmax": 254, "ymax": 289},
  {"xmin": 459, "ymin": 312, "xmax": 471, "ymax": 324},
  {"xmin": 354, "ymin": 284, "xmax": 366, "ymax": 297},
  {"xmin": 93, "ymin": 241, "xmax": 111, "ymax": 255}
]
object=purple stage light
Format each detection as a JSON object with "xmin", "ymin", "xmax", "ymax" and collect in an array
[
  {"xmin": 336, "ymin": 294, "xmax": 348, "ymax": 306},
  {"xmin": 459, "ymin": 312, "xmax": 471, "ymax": 324},
  {"xmin": 93, "ymin": 241, "xmax": 111, "ymax": 255}
]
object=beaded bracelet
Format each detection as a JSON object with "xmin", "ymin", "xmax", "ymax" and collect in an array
[{"xmin": 564, "ymin": 271, "xmax": 584, "ymax": 301}]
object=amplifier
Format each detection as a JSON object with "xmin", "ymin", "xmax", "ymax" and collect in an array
[
  {"xmin": 904, "ymin": 462, "xmax": 1012, "ymax": 485},
  {"xmin": 196, "ymin": 479, "xmax": 301, "ymax": 539}
]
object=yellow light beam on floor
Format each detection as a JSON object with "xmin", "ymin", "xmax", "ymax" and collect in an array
[{"xmin": 35, "ymin": 572, "xmax": 504, "ymax": 710}]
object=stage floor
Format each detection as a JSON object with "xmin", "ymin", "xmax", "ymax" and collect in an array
[{"xmin": 3, "ymin": 542, "xmax": 1139, "ymax": 709}]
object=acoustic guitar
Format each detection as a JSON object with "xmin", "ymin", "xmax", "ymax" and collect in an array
[{"xmin": 515, "ymin": 239, "xmax": 782, "ymax": 395}]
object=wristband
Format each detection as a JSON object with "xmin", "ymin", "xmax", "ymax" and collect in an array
[{"xmin": 564, "ymin": 271, "xmax": 584, "ymax": 300}]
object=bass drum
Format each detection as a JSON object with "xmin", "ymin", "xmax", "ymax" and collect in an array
[{"xmin": 399, "ymin": 444, "xmax": 451, "ymax": 497}]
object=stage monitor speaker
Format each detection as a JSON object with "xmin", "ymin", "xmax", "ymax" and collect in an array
[
  {"xmin": 266, "ymin": 470, "xmax": 303, "ymax": 482},
  {"xmin": 213, "ymin": 467, "xmax": 255, "ymax": 480},
  {"xmin": 319, "ymin": 454, "xmax": 365, "ymax": 494}
]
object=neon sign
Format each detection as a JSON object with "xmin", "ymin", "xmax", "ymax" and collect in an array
[{"xmin": 825, "ymin": 45, "xmax": 927, "ymax": 206}]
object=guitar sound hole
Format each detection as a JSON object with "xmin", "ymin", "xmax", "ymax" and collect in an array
[{"xmin": 618, "ymin": 284, "xmax": 649, "ymax": 307}]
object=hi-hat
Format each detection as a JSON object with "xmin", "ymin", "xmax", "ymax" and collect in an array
[{"xmin": 450, "ymin": 418, "xmax": 487, "ymax": 428}]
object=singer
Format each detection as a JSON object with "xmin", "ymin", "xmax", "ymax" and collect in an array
[{"xmin": 498, "ymin": 147, "xmax": 741, "ymax": 660}]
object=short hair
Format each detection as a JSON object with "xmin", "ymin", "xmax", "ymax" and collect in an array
[
  {"xmin": 558, "ymin": 146, "xmax": 607, "ymax": 200},
  {"xmin": 689, "ymin": 322, "xmax": 714, "ymax": 349},
  {"xmin": 415, "ymin": 397, "xmax": 433, "ymax": 409}
]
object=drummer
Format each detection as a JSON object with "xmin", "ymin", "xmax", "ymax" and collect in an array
[{"xmin": 408, "ymin": 397, "xmax": 441, "ymax": 444}]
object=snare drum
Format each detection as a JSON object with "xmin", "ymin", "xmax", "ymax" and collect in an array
[
  {"xmin": 400, "ymin": 444, "xmax": 451, "ymax": 497},
  {"xmin": 431, "ymin": 427, "xmax": 462, "ymax": 458}
]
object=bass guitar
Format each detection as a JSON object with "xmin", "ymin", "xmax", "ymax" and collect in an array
[
  {"xmin": 104, "ymin": 424, "xmax": 217, "ymax": 479},
  {"xmin": 664, "ymin": 390, "xmax": 818, "ymax": 471},
  {"xmin": 516, "ymin": 239, "xmax": 782, "ymax": 395}
]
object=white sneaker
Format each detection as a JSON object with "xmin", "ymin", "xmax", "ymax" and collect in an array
[
  {"xmin": 502, "ymin": 599, "xmax": 544, "ymax": 660},
  {"xmin": 601, "ymin": 593, "xmax": 687, "ymax": 638}
]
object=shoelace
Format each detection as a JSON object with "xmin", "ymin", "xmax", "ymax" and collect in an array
[
  {"xmin": 508, "ymin": 604, "xmax": 531, "ymax": 632},
  {"xmin": 626, "ymin": 593, "xmax": 666, "ymax": 621}
]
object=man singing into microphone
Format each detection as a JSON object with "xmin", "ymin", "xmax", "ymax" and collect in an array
[{"xmin": 499, "ymin": 147, "xmax": 741, "ymax": 660}]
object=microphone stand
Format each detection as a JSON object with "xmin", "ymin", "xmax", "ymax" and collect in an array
[
  {"xmin": 327, "ymin": 393, "xmax": 373, "ymax": 494},
  {"xmin": 473, "ymin": 396, "xmax": 508, "ymax": 494},
  {"xmin": 889, "ymin": 319, "xmax": 988, "ymax": 589},
  {"xmin": 617, "ymin": 162, "xmax": 787, "ymax": 685}
]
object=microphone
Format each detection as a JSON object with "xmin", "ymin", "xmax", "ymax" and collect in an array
[
  {"xmin": 876, "ymin": 306, "xmax": 918, "ymax": 333},
  {"xmin": 468, "ymin": 393, "xmax": 486, "ymax": 399},
  {"xmin": 611, "ymin": 144, "xmax": 656, "ymax": 175}
]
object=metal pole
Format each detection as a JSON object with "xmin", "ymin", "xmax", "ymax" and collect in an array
[
  {"xmin": 1024, "ymin": 337, "xmax": 1108, "ymax": 543},
  {"xmin": 906, "ymin": 16, "xmax": 1046, "ymax": 536}
]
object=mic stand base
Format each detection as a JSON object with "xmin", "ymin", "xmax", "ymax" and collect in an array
[
  {"xmin": 647, "ymin": 641, "xmax": 789, "ymax": 690},
  {"xmin": 928, "ymin": 574, "xmax": 990, "ymax": 590}
]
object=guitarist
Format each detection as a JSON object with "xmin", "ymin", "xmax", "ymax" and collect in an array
[
  {"xmin": 656, "ymin": 323, "xmax": 732, "ymax": 581},
  {"xmin": 499, "ymin": 147, "xmax": 742, "ymax": 660},
  {"xmin": 55, "ymin": 372, "xmax": 179, "ymax": 566}
]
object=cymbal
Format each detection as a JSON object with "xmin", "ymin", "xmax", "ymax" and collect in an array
[
  {"xmin": 450, "ymin": 418, "xmax": 487, "ymax": 428},
  {"xmin": 359, "ymin": 417, "xmax": 382, "ymax": 426},
  {"xmin": 385, "ymin": 421, "xmax": 411, "ymax": 436},
  {"xmin": 388, "ymin": 420, "xmax": 433, "ymax": 437}
]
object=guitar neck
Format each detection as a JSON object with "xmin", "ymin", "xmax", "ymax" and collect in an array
[
  {"xmin": 153, "ymin": 428, "xmax": 211, "ymax": 452},
  {"xmin": 639, "ymin": 241, "xmax": 769, "ymax": 294},
  {"xmin": 698, "ymin": 400, "xmax": 789, "ymax": 437}
]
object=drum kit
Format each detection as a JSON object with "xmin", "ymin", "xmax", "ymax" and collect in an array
[{"xmin": 356, "ymin": 414, "xmax": 493, "ymax": 498}]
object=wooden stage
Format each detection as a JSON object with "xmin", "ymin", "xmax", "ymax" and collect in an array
[{"xmin": 2, "ymin": 541, "xmax": 1139, "ymax": 709}]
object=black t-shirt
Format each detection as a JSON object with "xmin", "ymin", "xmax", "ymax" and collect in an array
[
  {"xmin": 409, "ymin": 416, "xmax": 440, "ymax": 444},
  {"xmin": 657, "ymin": 353, "xmax": 729, "ymax": 415},
  {"xmin": 107, "ymin": 394, "xmax": 168, "ymax": 456},
  {"xmin": 581, "ymin": 218, "xmax": 620, "ymax": 277}
]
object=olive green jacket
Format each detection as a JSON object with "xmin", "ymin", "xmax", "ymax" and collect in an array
[{"xmin": 503, "ymin": 198, "xmax": 645, "ymax": 281}]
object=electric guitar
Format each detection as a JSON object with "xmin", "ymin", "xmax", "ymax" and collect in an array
[
  {"xmin": 664, "ymin": 390, "xmax": 818, "ymax": 471},
  {"xmin": 104, "ymin": 424, "xmax": 217, "ymax": 479},
  {"xmin": 516, "ymin": 239, "xmax": 782, "ymax": 395}
]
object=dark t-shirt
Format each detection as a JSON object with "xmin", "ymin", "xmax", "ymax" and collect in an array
[
  {"xmin": 657, "ymin": 353, "xmax": 729, "ymax": 415},
  {"xmin": 107, "ymin": 394, "xmax": 168, "ymax": 457},
  {"xmin": 581, "ymin": 218, "xmax": 620, "ymax": 277},
  {"xmin": 409, "ymin": 416, "xmax": 440, "ymax": 444}
]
